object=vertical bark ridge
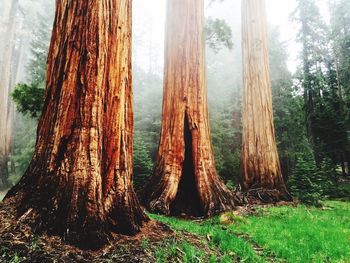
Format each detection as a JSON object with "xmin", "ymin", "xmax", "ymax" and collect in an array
[
  {"xmin": 141, "ymin": 0, "xmax": 239, "ymax": 217},
  {"xmin": 240, "ymin": 0, "xmax": 291, "ymax": 201},
  {"xmin": 5, "ymin": 0, "xmax": 147, "ymax": 247}
]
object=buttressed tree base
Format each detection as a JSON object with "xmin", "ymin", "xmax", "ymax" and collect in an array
[
  {"xmin": 141, "ymin": 0, "xmax": 239, "ymax": 217},
  {"xmin": 4, "ymin": 0, "xmax": 147, "ymax": 247},
  {"xmin": 240, "ymin": 0, "xmax": 291, "ymax": 202}
]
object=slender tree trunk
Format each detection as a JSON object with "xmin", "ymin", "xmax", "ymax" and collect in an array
[
  {"xmin": 240, "ymin": 0, "xmax": 291, "ymax": 201},
  {"xmin": 5, "ymin": 0, "xmax": 147, "ymax": 247},
  {"xmin": 141, "ymin": 0, "xmax": 239, "ymax": 217},
  {"xmin": 0, "ymin": 0, "xmax": 19, "ymax": 190},
  {"xmin": 8, "ymin": 32, "xmax": 29, "ymax": 177},
  {"xmin": 340, "ymin": 155, "xmax": 346, "ymax": 176},
  {"xmin": 346, "ymin": 151, "xmax": 350, "ymax": 175},
  {"xmin": 0, "ymin": 0, "xmax": 11, "ymax": 26}
]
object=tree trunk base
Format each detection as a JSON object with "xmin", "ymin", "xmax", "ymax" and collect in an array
[
  {"xmin": 143, "ymin": 194, "xmax": 240, "ymax": 218},
  {"xmin": 5, "ymin": 177, "xmax": 148, "ymax": 249},
  {"xmin": 141, "ymin": 175, "xmax": 242, "ymax": 218},
  {"xmin": 141, "ymin": 113, "xmax": 241, "ymax": 217},
  {"xmin": 242, "ymin": 187, "xmax": 293, "ymax": 204},
  {"xmin": 0, "ymin": 197, "xmax": 172, "ymax": 260}
]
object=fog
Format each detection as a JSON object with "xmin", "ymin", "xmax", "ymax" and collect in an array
[
  {"xmin": 0, "ymin": 0, "xmax": 332, "ymax": 91},
  {"xmin": 134, "ymin": 0, "xmax": 330, "ymax": 74},
  {"xmin": 0, "ymin": 0, "xmax": 344, "ymax": 187},
  {"xmin": 1, "ymin": 2, "xmax": 350, "ymax": 259}
]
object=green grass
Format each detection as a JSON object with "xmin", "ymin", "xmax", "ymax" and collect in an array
[
  {"xmin": 1, "ymin": 188, "xmax": 349, "ymax": 262},
  {"xmin": 153, "ymin": 201, "xmax": 350, "ymax": 263},
  {"xmin": 229, "ymin": 201, "xmax": 350, "ymax": 263},
  {"xmin": 154, "ymin": 239, "xmax": 209, "ymax": 263},
  {"xmin": 151, "ymin": 214, "xmax": 265, "ymax": 262}
]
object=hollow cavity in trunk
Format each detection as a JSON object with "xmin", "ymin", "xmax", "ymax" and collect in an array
[{"xmin": 170, "ymin": 113, "xmax": 202, "ymax": 216}]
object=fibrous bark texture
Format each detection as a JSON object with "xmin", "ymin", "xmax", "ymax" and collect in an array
[
  {"xmin": 5, "ymin": 0, "xmax": 147, "ymax": 247},
  {"xmin": 141, "ymin": 0, "xmax": 238, "ymax": 217},
  {"xmin": 240, "ymin": 0, "xmax": 291, "ymax": 201}
]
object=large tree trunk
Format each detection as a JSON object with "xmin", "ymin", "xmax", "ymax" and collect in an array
[
  {"xmin": 5, "ymin": 0, "xmax": 147, "ymax": 247},
  {"xmin": 240, "ymin": 0, "xmax": 291, "ymax": 201},
  {"xmin": 141, "ymin": 0, "xmax": 238, "ymax": 217},
  {"xmin": 0, "ymin": 0, "xmax": 19, "ymax": 190}
]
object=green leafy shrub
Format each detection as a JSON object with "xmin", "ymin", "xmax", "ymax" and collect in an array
[{"xmin": 12, "ymin": 83, "xmax": 45, "ymax": 118}]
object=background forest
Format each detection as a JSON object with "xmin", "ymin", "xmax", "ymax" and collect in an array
[
  {"xmin": 1, "ymin": 0, "xmax": 349, "ymax": 204},
  {"xmin": 1, "ymin": 0, "xmax": 350, "ymax": 262}
]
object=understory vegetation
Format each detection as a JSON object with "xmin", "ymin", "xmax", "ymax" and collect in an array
[
  {"xmin": 4, "ymin": 0, "xmax": 350, "ymax": 208},
  {"xmin": 0, "ymin": 0, "xmax": 350, "ymax": 262},
  {"xmin": 153, "ymin": 200, "xmax": 350, "ymax": 263},
  {"xmin": 1, "ymin": 198, "xmax": 349, "ymax": 263}
]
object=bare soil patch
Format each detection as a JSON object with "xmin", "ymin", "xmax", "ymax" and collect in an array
[
  {"xmin": 0, "ymin": 200, "xmax": 169, "ymax": 262},
  {"xmin": 0, "ymin": 200, "xmax": 218, "ymax": 263}
]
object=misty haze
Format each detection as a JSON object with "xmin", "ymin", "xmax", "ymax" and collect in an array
[{"xmin": 0, "ymin": 0, "xmax": 349, "ymax": 262}]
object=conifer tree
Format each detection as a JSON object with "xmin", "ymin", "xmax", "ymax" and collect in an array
[
  {"xmin": 240, "ymin": 0, "xmax": 290, "ymax": 201},
  {"xmin": 5, "ymin": 0, "xmax": 147, "ymax": 246},
  {"xmin": 142, "ymin": 0, "xmax": 238, "ymax": 217}
]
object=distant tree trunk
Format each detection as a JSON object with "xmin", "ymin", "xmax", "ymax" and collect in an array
[
  {"xmin": 8, "ymin": 32, "xmax": 29, "ymax": 177},
  {"xmin": 0, "ymin": 0, "xmax": 11, "ymax": 25},
  {"xmin": 346, "ymin": 151, "xmax": 350, "ymax": 175},
  {"xmin": 141, "ymin": 0, "xmax": 238, "ymax": 217},
  {"xmin": 240, "ymin": 0, "xmax": 291, "ymax": 201},
  {"xmin": 0, "ymin": 0, "xmax": 19, "ymax": 189},
  {"xmin": 5, "ymin": 0, "xmax": 147, "ymax": 247}
]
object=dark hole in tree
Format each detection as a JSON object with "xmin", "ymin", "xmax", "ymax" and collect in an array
[{"xmin": 170, "ymin": 113, "xmax": 203, "ymax": 217}]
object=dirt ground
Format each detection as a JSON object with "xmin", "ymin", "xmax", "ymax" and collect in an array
[
  {"xmin": 0, "ymin": 199, "xmax": 165, "ymax": 262},
  {"xmin": 0, "ymin": 199, "xmax": 217, "ymax": 263}
]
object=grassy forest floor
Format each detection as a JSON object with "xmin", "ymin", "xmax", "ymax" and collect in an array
[{"xmin": 0, "ymin": 190, "xmax": 350, "ymax": 262}]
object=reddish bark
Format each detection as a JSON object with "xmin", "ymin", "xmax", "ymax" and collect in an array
[
  {"xmin": 5, "ymin": 0, "xmax": 147, "ymax": 246},
  {"xmin": 240, "ymin": 0, "xmax": 291, "ymax": 201},
  {"xmin": 141, "ymin": 0, "xmax": 239, "ymax": 217}
]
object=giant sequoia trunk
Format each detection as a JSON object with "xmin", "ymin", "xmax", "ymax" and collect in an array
[
  {"xmin": 0, "ymin": 0, "xmax": 19, "ymax": 189},
  {"xmin": 5, "ymin": 0, "xmax": 147, "ymax": 246},
  {"xmin": 240, "ymin": 0, "xmax": 291, "ymax": 201},
  {"xmin": 141, "ymin": 0, "xmax": 238, "ymax": 217}
]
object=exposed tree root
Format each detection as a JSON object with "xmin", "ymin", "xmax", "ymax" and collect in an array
[
  {"xmin": 241, "ymin": 187, "xmax": 293, "ymax": 205},
  {"xmin": 0, "ymin": 200, "xmax": 171, "ymax": 262},
  {"xmin": 0, "ymin": 200, "xmax": 223, "ymax": 263},
  {"xmin": 141, "ymin": 115, "xmax": 241, "ymax": 218}
]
